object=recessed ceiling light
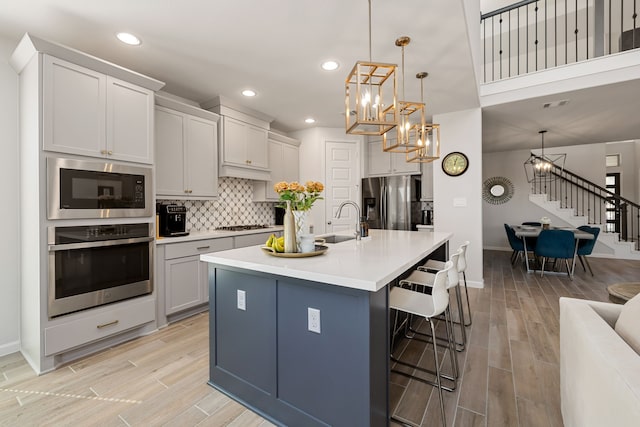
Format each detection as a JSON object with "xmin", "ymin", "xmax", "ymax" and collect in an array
[
  {"xmin": 116, "ymin": 32, "xmax": 141, "ymax": 46},
  {"xmin": 242, "ymin": 89, "xmax": 256, "ymax": 97},
  {"xmin": 321, "ymin": 61, "xmax": 339, "ymax": 71},
  {"xmin": 305, "ymin": 118, "xmax": 316, "ymax": 124}
]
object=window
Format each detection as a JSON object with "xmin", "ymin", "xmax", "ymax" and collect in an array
[{"xmin": 606, "ymin": 154, "xmax": 620, "ymax": 167}]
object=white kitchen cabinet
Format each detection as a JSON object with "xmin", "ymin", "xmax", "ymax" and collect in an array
[
  {"xmin": 42, "ymin": 55, "xmax": 154, "ymax": 164},
  {"xmin": 163, "ymin": 237, "xmax": 233, "ymax": 315},
  {"xmin": 421, "ymin": 161, "xmax": 434, "ymax": 201},
  {"xmin": 367, "ymin": 139, "xmax": 420, "ymax": 176},
  {"xmin": 253, "ymin": 132, "xmax": 300, "ymax": 202},
  {"xmin": 221, "ymin": 116, "xmax": 269, "ymax": 169},
  {"xmin": 155, "ymin": 98, "xmax": 220, "ymax": 199},
  {"xmin": 204, "ymin": 96, "xmax": 273, "ymax": 181}
]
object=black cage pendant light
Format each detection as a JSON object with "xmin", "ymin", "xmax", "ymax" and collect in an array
[{"xmin": 524, "ymin": 130, "xmax": 566, "ymax": 183}]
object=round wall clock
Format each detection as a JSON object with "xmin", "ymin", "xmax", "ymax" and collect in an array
[{"xmin": 442, "ymin": 152, "xmax": 469, "ymax": 176}]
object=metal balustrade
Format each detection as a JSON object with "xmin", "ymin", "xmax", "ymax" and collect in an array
[
  {"xmin": 528, "ymin": 154, "xmax": 640, "ymax": 249},
  {"xmin": 482, "ymin": 0, "xmax": 639, "ymax": 82}
]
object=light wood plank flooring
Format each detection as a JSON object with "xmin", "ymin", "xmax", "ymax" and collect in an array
[
  {"xmin": 390, "ymin": 250, "xmax": 640, "ymax": 427},
  {"xmin": 0, "ymin": 250, "xmax": 638, "ymax": 426}
]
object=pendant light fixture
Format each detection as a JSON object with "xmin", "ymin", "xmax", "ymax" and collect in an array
[
  {"xmin": 407, "ymin": 72, "xmax": 441, "ymax": 163},
  {"xmin": 383, "ymin": 36, "xmax": 424, "ymax": 153},
  {"xmin": 345, "ymin": 0, "xmax": 398, "ymax": 136},
  {"xmin": 523, "ymin": 130, "xmax": 566, "ymax": 183}
]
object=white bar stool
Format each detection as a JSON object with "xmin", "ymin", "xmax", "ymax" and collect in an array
[
  {"xmin": 389, "ymin": 261, "xmax": 454, "ymax": 427},
  {"xmin": 405, "ymin": 249, "xmax": 466, "ymax": 352},
  {"xmin": 423, "ymin": 241, "xmax": 472, "ymax": 327}
]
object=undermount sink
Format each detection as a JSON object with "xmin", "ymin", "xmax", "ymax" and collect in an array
[{"xmin": 321, "ymin": 234, "xmax": 356, "ymax": 244}]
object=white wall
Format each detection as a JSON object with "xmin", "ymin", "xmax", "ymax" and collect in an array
[
  {"xmin": 0, "ymin": 35, "xmax": 21, "ymax": 355},
  {"xmin": 433, "ymin": 108, "xmax": 484, "ymax": 288},
  {"xmin": 483, "ymin": 142, "xmax": 608, "ymax": 251}
]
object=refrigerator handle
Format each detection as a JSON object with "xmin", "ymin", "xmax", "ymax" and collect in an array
[{"xmin": 380, "ymin": 182, "xmax": 386, "ymax": 229}]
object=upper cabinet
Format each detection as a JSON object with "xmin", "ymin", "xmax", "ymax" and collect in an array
[
  {"xmin": 221, "ymin": 116, "xmax": 269, "ymax": 169},
  {"xmin": 155, "ymin": 96, "xmax": 220, "ymax": 199},
  {"xmin": 253, "ymin": 132, "xmax": 300, "ymax": 202},
  {"xmin": 203, "ymin": 96, "xmax": 273, "ymax": 181},
  {"xmin": 367, "ymin": 139, "xmax": 420, "ymax": 176},
  {"xmin": 42, "ymin": 55, "xmax": 154, "ymax": 164}
]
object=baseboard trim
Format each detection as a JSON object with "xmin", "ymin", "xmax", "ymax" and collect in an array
[{"xmin": 0, "ymin": 340, "xmax": 20, "ymax": 358}]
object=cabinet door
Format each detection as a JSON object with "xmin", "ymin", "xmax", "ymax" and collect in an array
[
  {"xmin": 165, "ymin": 256, "xmax": 204, "ymax": 314},
  {"xmin": 222, "ymin": 116, "xmax": 248, "ymax": 166},
  {"xmin": 42, "ymin": 55, "xmax": 106, "ymax": 157},
  {"xmin": 186, "ymin": 116, "xmax": 218, "ymax": 197},
  {"xmin": 155, "ymin": 107, "xmax": 187, "ymax": 197},
  {"xmin": 421, "ymin": 161, "xmax": 434, "ymax": 200},
  {"xmin": 367, "ymin": 140, "xmax": 391, "ymax": 176},
  {"xmin": 246, "ymin": 125, "xmax": 269, "ymax": 168},
  {"xmin": 107, "ymin": 77, "xmax": 154, "ymax": 164},
  {"xmin": 391, "ymin": 151, "xmax": 420, "ymax": 174},
  {"xmin": 282, "ymin": 143, "xmax": 299, "ymax": 183}
]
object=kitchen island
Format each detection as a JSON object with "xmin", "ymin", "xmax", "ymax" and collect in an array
[{"xmin": 200, "ymin": 229, "xmax": 452, "ymax": 426}]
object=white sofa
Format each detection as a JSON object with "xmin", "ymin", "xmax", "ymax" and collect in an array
[{"xmin": 560, "ymin": 297, "xmax": 640, "ymax": 426}]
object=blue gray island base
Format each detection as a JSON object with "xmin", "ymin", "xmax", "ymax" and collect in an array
[{"xmin": 208, "ymin": 267, "xmax": 389, "ymax": 427}]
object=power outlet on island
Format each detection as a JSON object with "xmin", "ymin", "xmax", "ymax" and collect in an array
[
  {"xmin": 237, "ymin": 290, "xmax": 246, "ymax": 311},
  {"xmin": 308, "ymin": 307, "xmax": 321, "ymax": 334}
]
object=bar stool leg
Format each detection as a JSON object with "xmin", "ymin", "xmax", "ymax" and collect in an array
[
  {"xmin": 429, "ymin": 318, "xmax": 447, "ymax": 427},
  {"xmin": 462, "ymin": 272, "xmax": 472, "ymax": 327}
]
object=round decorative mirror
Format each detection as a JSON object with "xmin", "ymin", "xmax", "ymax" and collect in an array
[{"xmin": 483, "ymin": 176, "xmax": 514, "ymax": 205}]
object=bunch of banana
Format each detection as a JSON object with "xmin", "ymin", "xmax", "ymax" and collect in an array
[{"xmin": 265, "ymin": 234, "xmax": 285, "ymax": 253}]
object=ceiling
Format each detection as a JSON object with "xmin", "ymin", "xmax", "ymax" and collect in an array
[{"xmin": 0, "ymin": 0, "xmax": 638, "ymax": 153}]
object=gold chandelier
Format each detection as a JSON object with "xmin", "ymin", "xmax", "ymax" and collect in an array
[
  {"xmin": 382, "ymin": 36, "xmax": 424, "ymax": 153},
  {"xmin": 407, "ymin": 72, "xmax": 441, "ymax": 163},
  {"xmin": 345, "ymin": 0, "xmax": 398, "ymax": 136}
]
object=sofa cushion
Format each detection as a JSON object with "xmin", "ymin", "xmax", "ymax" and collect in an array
[{"xmin": 615, "ymin": 292, "xmax": 640, "ymax": 355}]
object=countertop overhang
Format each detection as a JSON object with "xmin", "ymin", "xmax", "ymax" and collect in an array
[{"xmin": 200, "ymin": 229, "xmax": 452, "ymax": 292}]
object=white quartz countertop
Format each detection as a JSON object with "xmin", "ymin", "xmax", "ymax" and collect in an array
[
  {"xmin": 156, "ymin": 226, "xmax": 283, "ymax": 245},
  {"xmin": 200, "ymin": 229, "xmax": 452, "ymax": 292}
]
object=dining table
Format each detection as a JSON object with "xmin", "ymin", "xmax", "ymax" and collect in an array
[{"xmin": 511, "ymin": 224, "xmax": 595, "ymax": 275}]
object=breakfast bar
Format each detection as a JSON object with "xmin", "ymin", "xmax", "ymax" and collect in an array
[{"xmin": 200, "ymin": 229, "xmax": 451, "ymax": 426}]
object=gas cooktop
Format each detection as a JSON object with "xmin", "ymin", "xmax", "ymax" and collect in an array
[{"xmin": 215, "ymin": 224, "xmax": 271, "ymax": 231}]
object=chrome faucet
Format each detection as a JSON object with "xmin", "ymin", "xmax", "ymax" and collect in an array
[{"xmin": 335, "ymin": 200, "xmax": 362, "ymax": 240}]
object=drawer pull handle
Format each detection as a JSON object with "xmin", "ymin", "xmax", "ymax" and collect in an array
[
  {"xmin": 97, "ymin": 320, "xmax": 119, "ymax": 329},
  {"xmin": 197, "ymin": 246, "xmax": 211, "ymax": 250}
]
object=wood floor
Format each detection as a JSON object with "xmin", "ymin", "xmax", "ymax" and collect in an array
[{"xmin": 0, "ymin": 250, "xmax": 638, "ymax": 426}]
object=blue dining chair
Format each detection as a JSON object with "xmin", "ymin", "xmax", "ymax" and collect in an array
[
  {"xmin": 576, "ymin": 225, "xmax": 600, "ymax": 276},
  {"xmin": 534, "ymin": 229, "xmax": 576, "ymax": 279},
  {"xmin": 504, "ymin": 224, "xmax": 525, "ymax": 265}
]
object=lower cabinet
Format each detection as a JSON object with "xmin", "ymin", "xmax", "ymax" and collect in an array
[
  {"xmin": 163, "ymin": 238, "xmax": 234, "ymax": 315},
  {"xmin": 44, "ymin": 297, "xmax": 156, "ymax": 356}
]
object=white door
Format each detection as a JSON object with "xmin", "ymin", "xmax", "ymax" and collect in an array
[{"xmin": 325, "ymin": 141, "xmax": 359, "ymax": 233}]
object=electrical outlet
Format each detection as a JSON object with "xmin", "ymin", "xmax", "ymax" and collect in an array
[
  {"xmin": 308, "ymin": 307, "xmax": 321, "ymax": 334},
  {"xmin": 237, "ymin": 290, "xmax": 246, "ymax": 311}
]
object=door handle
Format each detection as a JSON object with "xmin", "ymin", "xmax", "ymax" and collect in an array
[{"xmin": 327, "ymin": 221, "xmax": 332, "ymax": 225}]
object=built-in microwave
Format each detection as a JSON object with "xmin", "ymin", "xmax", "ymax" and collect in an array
[{"xmin": 47, "ymin": 157, "xmax": 152, "ymax": 219}]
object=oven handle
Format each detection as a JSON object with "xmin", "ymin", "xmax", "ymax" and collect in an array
[{"xmin": 48, "ymin": 236, "xmax": 154, "ymax": 251}]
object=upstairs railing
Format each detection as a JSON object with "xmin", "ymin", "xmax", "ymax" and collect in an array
[
  {"xmin": 529, "ymin": 154, "xmax": 640, "ymax": 249},
  {"xmin": 482, "ymin": 0, "xmax": 640, "ymax": 82}
]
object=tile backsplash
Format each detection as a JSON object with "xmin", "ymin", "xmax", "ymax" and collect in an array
[{"xmin": 159, "ymin": 177, "xmax": 276, "ymax": 231}]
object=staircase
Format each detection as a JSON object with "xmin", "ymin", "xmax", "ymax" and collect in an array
[
  {"xmin": 529, "ymin": 193, "xmax": 640, "ymax": 260},
  {"xmin": 526, "ymin": 154, "xmax": 640, "ymax": 260}
]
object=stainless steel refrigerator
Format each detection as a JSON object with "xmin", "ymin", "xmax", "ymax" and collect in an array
[{"xmin": 362, "ymin": 175, "xmax": 422, "ymax": 230}]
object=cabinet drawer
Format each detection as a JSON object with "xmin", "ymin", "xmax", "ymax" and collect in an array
[
  {"xmin": 44, "ymin": 297, "xmax": 155, "ymax": 356},
  {"xmin": 164, "ymin": 237, "xmax": 234, "ymax": 259}
]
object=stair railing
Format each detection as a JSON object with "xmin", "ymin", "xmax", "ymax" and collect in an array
[
  {"xmin": 481, "ymin": 0, "xmax": 640, "ymax": 83},
  {"xmin": 528, "ymin": 153, "xmax": 640, "ymax": 249}
]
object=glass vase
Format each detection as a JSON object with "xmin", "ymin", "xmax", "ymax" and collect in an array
[
  {"xmin": 283, "ymin": 201, "xmax": 297, "ymax": 253},
  {"xmin": 293, "ymin": 210, "xmax": 309, "ymax": 252}
]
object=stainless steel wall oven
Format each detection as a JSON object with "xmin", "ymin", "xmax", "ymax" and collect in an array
[
  {"xmin": 47, "ymin": 157, "xmax": 152, "ymax": 219},
  {"xmin": 48, "ymin": 223, "xmax": 154, "ymax": 318}
]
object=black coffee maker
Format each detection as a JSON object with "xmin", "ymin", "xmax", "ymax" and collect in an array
[{"xmin": 158, "ymin": 203, "xmax": 189, "ymax": 237}]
